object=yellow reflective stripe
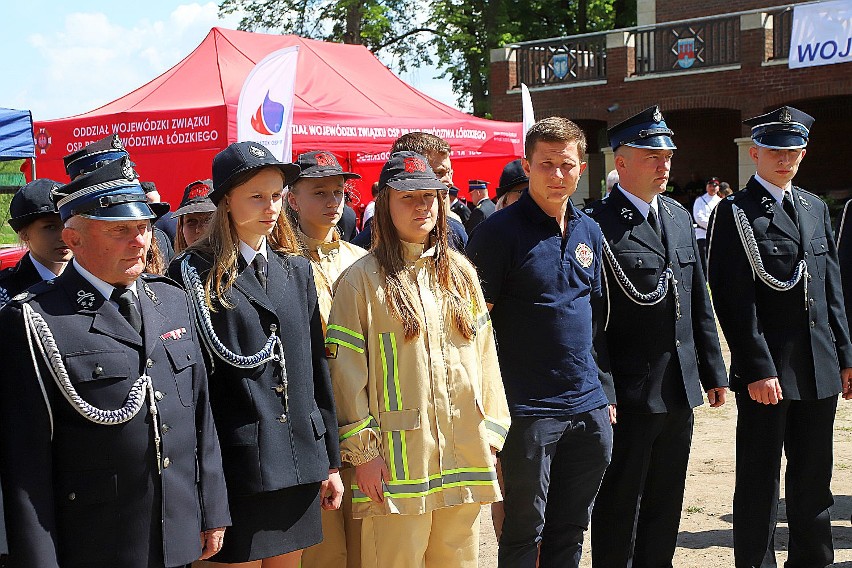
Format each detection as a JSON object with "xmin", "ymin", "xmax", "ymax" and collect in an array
[
  {"xmin": 350, "ymin": 467, "xmax": 498, "ymax": 501},
  {"xmin": 326, "ymin": 325, "xmax": 365, "ymax": 352},
  {"xmin": 379, "ymin": 332, "xmax": 408, "ymax": 480},
  {"xmin": 485, "ymin": 419, "xmax": 509, "ymax": 443},
  {"xmin": 325, "ymin": 336, "xmax": 364, "ymax": 353},
  {"xmin": 339, "ymin": 416, "xmax": 379, "ymax": 441}
]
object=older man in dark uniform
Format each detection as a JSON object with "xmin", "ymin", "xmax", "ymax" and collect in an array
[
  {"xmin": 708, "ymin": 106, "xmax": 852, "ymax": 568},
  {"xmin": 586, "ymin": 106, "xmax": 728, "ymax": 567},
  {"xmin": 0, "ymin": 157, "xmax": 230, "ymax": 568}
]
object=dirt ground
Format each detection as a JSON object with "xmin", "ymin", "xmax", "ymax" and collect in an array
[{"xmin": 478, "ymin": 329, "xmax": 852, "ymax": 567}]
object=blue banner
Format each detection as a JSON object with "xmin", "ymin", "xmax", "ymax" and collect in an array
[{"xmin": 0, "ymin": 108, "xmax": 35, "ymax": 161}]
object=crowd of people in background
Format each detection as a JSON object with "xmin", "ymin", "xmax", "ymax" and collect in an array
[{"xmin": 0, "ymin": 103, "xmax": 849, "ymax": 568}]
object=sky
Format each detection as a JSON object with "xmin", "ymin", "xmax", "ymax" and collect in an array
[{"xmin": 0, "ymin": 1, "xmax": 464, "ymax": 121}]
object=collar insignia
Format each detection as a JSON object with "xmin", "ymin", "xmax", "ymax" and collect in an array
[
  {"xmin": 620, "ymin": 207, "xmax": 634, "ymax": 221},
  {"xmin": 143, "ymin": 282, "xmax": 159, "ymax": 304},
  {"xmin": 77, "ymin": 290, "xmax": 95, "ymax": 309},
  {"xmin": 798, "ymin": 193, "xmax": 810, "ymax": 209},
  {"xmin": 660, "ymin": 200, "xmax": 674, "ymax": 218}
]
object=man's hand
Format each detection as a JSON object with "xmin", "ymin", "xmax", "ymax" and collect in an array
[
  {"xmin": 748, "ymin": 377, "xmax": 783, "ymax": 405},
  {"xmin": 608, "ymin": 404, "xmax": 617, "ymax": 425},
  {"xmin": 707, "ymin": 387, "xmax": 727, "ymax": 407},
  {"xmin": 355, "ymin": 456, "xmax": 390, "ymax": 503},
  {"xmin": 320, "ymin": 469, "xmax": 344, "ymax": 511},
  {"xmin": 490, "ymin": 447, "xmax": 498, "ymax": 467},
  {"xmin": 199, "ymin": 527, "xmax": 226, "ymax": 560},
  {"xmin": 841, "ymin": 368, "xmax": 852, "ymax": 400}
]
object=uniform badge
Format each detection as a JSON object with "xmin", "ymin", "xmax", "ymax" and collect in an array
[
  {"xmin": 575, "ymin": 242, "xmax": 594, "ymax": 268},
  {"xmin": 160, "ymin": 328, "xmax": 187, "ymax": 341},
  {"xmin": 620, "ymin": 207, "xmax": 634, "ymax": 222},
  {"xmin": 12, "ymin": 292, "xmax": 27, "ymax": 302},
  {"xmin": 122, "ymin": 159, "xmax": 136, "ymax": 181},
  {"xmin": 780, "ymin": 108, "xmax": 792, "ymax": 123},
  {"xmin": 112, "ymin": 136, "xmax": 124, "ymax": 150},
  {"xmin": 653, "ymin": 107, "xmax": 663, "ymax": 122},
  {"xmin": 77, "ymin": 290, "xmax": 95, "ymax": 309},
  {"xmin": 249, "ymin": 144, "xmax": 266, "ymax": 158},
  {"xmin": 325, "ymin": 343, "xmax": 339, "ymax": 359},
  {"xmin": 584, "ymin": 208, "xmax": 593, "ymax": 214},
  {"xmin": 760, "ymin": 196, "xmax": 774, "ymax": 213}
]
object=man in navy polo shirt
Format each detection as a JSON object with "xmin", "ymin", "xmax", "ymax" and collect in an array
[{"xmin": 467, "ymin": 116, "xmax": 613, "ymax": 568}]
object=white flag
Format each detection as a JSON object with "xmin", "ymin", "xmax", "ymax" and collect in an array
[
  {"xmin": 789, "ymin": 0, "xmax": 852, "ymax": 69},
  {"xmin": 237, "ymin": 46, "xmax": 299, "ymax": 160},
  {"xmin": 521, "ymin": 83, "xmax": 536, "ymax": 141}
]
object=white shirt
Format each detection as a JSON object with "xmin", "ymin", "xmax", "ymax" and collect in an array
[
  {"xmin": 73, "ymin": 258, "xmax": 138, "ymax": 305},
  {"xmin": 692, "ymin": 192, "xmax": 722, "ymax": 239},
  {"xmin": 362, "ymin": 201, "xmax": 375, "ymax": 225},
  {"xmin": 29, "ymin": 254, "xmax": 63, "ymax": 282},
  {"xmin": 239, "ymin": 238, "xmax": 268, "ymax": 274},
  {"xmin": 754, "ymin": 173, "xmax": 792, "ymax": 205},
  {"xmin": 617, "ymin": 185, "xmax": 660, "ymax": 220}
]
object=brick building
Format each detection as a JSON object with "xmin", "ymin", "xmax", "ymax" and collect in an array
[{"xmin": 489, "ymin": 0, "xmax": 852, "ymax": 206}]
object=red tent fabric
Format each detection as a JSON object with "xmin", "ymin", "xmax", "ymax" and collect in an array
[{"xmin": 32, "ymin": 27, "xmax": 523, "ymax": 207}]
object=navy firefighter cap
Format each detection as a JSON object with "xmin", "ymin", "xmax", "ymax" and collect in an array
[
  {"xmin": 294, "ymin": 150, "xmax": 361, "ymax": 180},
  {"xmin": 52, "ymin": 156, "xmax": 155, "ymax": 222},
  {"xmin": 211, "ymin": 141, "xmax": 301, "ymax": 205},
  {"xmin": 8, "ymin": 179, "xmax": 62, "ymax": 232},
  {"xmin": 607, "ymin": 105, "xmax": 676, "ymax": 151},
  {"xmin": 63, "ymin": 134, "xmax": 130, "ymax": 180},
  {"xmin": 378, "ymin": 152, "xmax": 447, "ymax": 192},
  {"xmin": 743, "ymin": 106, "xmax": 814, "ymax": 150},
  {"xmin": 496, "ymin": 159, "xmax": 529, "ymax": 199}
]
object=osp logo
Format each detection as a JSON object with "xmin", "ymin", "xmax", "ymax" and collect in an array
[{"xmin": 251, "ymin": 91, "xmax": 286, "ymax": 135}]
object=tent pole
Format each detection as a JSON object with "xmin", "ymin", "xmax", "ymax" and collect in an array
[{"xmin": 30, "ymin": 157, "xmax": 37, "ymax": 180}]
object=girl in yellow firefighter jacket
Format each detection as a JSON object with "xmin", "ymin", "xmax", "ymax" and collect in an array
[{"xmin": 326, "ymin": 152, "xmax": 510, "ymax": 568}]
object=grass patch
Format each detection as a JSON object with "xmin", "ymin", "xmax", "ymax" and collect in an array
[
  {"xmin": 685, "ymin": 505, "xmax": 705, "ymax": 514},
  {"xmin": 0, "ymin": 192, "xmax": 17, "ymax": 245}
]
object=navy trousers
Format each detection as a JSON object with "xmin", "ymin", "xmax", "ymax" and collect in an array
[{"xmin": 498, "ymin": 406, "xmax": 613, "ymax": 568}]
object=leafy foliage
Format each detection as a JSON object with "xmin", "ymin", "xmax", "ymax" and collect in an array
[{"xmin": 220, "ymin": 0, "xmax": 636, "ymax": 116}]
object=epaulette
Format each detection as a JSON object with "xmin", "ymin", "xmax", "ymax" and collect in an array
[
  {"xmin": 10, "ymin": 279, "xmax": 55, "ymax": 304},
  {"xmin": 0, "ymin": 266, "xmax": 15, "ymax": 283},
  {"xmin": 725, "ymin": 191, "xmax": 747, "ymax": 203},
  {"xmin": 795, "ymin": 186, "xmax": 819, "ymax": 199},
  {"xmin": 141, "ymin": 272, "xmax": 182, "ymax": 287},
  {"xmin": 582, "ymin": 197, "xmax": 607, "ymax": 218}
]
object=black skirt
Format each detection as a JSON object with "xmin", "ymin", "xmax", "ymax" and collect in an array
[{"xmin": 208, "ymin": 483, "xmax": 322, "ymax": 563}]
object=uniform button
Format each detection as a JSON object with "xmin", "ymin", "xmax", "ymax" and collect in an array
[
  {"xmin": 186, "ymin": 354, "xmax": 191, "ymax": 360},
  {"xmin": 94, "ymin": 365, "xmax": 103, "ymax": 375},
  {"xmin": 146, "ymin": 359, "xmax": 154, "ymax": 368},
  {"xmin": 637, "ymin": 259, "xmax": 643, "ymax": 266},
  {"xmin": 810, "ymin": 321, "xmax": 816, "ymax": 328},
  {"xmin": 807, "ymin": 274, "xmax": 813, "ymax": 281},
  {"xmin": 274, "ymin": 384, "xmax": 285, "ymax": 394},
  {"xmin": 278, "ymin": 414, "xmax": 288, "ymax": 423},
  {"xmin": 163, "ymin": 457, "xmax": 171, "ymax": 468},
  {"xmin": 67, "ymin": 492, "xmax": 76, "ymax": 501},
  {"xmin": 821, "ymin": 244, "xmax": 826, "ymax": 250},
  {"xmin": 161, "ymin": 424, "xmax": 170, "ymax": 433},
  {"xmin": 804, "ymin": 252, "xmax": 809, "ymax": 258},
  {"xmin": 675, "ymin": 340, "xmax": 681, "ymax": 347},
  {"xmin": 772, "ymin": 247, "xmax": 778, "ymax": 253},
  {"xmin": 809, "ymin": 298, "xmax": 815, "ymax": 306},
  {"xmin": 154, "ymin": 391, "xmax": 164, "ymax": 401}
]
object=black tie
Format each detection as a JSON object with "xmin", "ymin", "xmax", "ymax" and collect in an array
[
  {"xmin": 647, "ymin": 207, "xmax": 663, "ymax": 240},
  {"xmin": 253, "ymin": 254, "xmax": 268, "ymax": 291},
  {"xmin": 783, "ymin": 191, "xmax": 799, "ymax": 226},
  {"xmin": 111, "ymin": 286, "xmax": 142, "ymax": 334}
]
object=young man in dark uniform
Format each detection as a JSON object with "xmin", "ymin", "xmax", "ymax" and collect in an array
[
  {"xmin": 708, "ymin": 106, "xmax": 852, "ymax": 568},
  {"xmin": 0, "ymin": 157, "xmax": 230, "ymax": 568},
  {"xmin": 464, "ymin": 179, "xmax": 495, "ymax": 234},
  {"xmin": 585, "ymin": 106, "xmax": 728, "ymax": 567}
]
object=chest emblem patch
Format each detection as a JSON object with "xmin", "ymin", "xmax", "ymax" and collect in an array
[{"xmin": 575, "ymin": 242, "xmax": 594, "ymax": 268}]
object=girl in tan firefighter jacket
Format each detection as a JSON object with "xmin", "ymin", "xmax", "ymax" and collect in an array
[{"xmin": 326, "ymin": 151, "xmax": 510, "ymax": 568}]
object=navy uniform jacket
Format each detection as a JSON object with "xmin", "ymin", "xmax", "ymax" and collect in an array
[
  {"xmin": 169, "ymin": 247, "xmax": 340, "ymax": 497},
  {"xmin": 708, "ymin": 177, "xmax": 852, "ymax": 397},
  {"xmin": 585, "ymin": 189, "xmax": 727, "ymax": 412},
  {"xmin": 836, "ymin": 199, "xmax": 852, "ymax": 327},
  {"xmin": 465, "ymin": 198, "xmax": 496, "ymax": 235},
  {"xmin": 451, "ymin": 199, "xmax": 472, "ymax": 225},
  {"xmin": 0, "ymin": 265, "xmax": 230, "ymax": 568},
  {"xmin": 0, "ymin": 253, "xmax": 45, "ymax": 309}
]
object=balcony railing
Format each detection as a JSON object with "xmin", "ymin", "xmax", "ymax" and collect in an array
[
  {"xmin": 630, "ymin": 15, "xmax": 740, "ymax": 75},
  {"xmin": 511, "ymin": 33, "xmax": 608, "ymax": 89}
]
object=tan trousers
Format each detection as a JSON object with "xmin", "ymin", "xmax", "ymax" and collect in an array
[
  {"xmin": 360, "ymin": 503, "xmax": 481, "ymax": 568},
  {"xmin": 302, "ymin": 468, "xmax": 362, "ymax": 568}
]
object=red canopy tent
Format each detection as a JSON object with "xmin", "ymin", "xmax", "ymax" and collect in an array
[{"xmin": 32, "ymin": 27, "xmax": 523, "ymax": 207}]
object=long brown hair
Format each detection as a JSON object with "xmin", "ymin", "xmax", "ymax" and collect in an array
[
  {"xmin": 372, "ymin": 187, "xmax": 479, "ymax": 341},
  {"xmin": 174, "ymin": 217, "xmax": 189, "ymax": 254},
  {"xmin": 188, "ymin": 167, "xmax": 301, "ymax": 310}
]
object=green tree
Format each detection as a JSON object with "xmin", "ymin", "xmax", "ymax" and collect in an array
[{"xmin": 220, "ymin": 0, "xmax": 636, "ymax": 117}]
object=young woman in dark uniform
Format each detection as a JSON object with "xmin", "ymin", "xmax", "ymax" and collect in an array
[
  {"xmin": 170, "ymin": 142, "xmax": 343, "ymax": 568},
  {"xmin": 0, "ymin": 179, "xmax": 72, "ymax": 306}
]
